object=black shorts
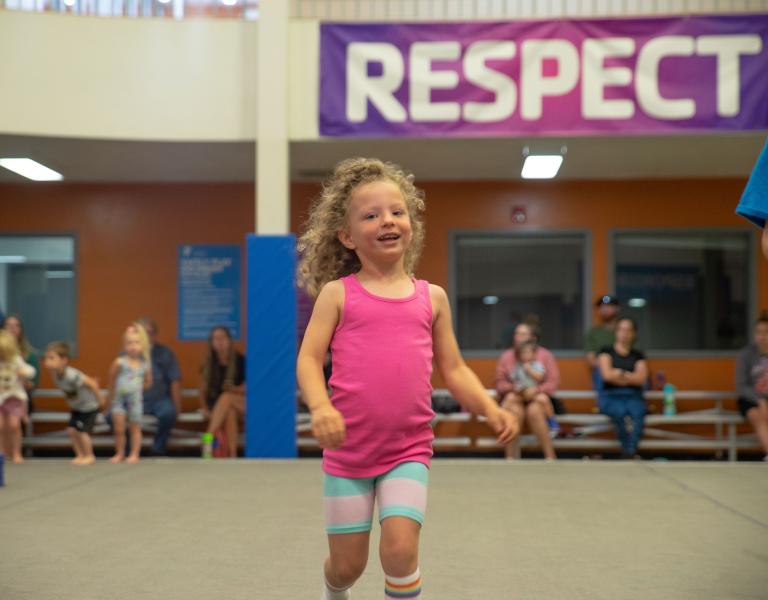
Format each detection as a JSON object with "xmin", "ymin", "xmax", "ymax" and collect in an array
[
  {"xmin": 737, "ymin": 397, "xmax": 765, "ymax": 418},
  {"xmin": 69, "ymin": 410, "xmax": 99, "ymax": 433}
]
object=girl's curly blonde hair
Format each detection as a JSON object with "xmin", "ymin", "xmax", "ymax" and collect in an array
[{"xmin": 297, "ymin": 157, "xmax": 426, "ymax": 298}]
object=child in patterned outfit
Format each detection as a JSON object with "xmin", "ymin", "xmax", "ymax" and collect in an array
[
  {"xmin": 107, "ymin": 323, "xmax": 152, "ymax": 464},
  {"xmin": 0, "ymin": 329, "xmax": 35, "ymax": 464},
  {"xmin": 296, "ymin": 158, "xmax": 518, "ymax": 600}
]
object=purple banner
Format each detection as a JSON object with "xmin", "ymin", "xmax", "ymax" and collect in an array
[{"xmin": 320, "ymin": 15, "xmax": 768, "ymax": 137}]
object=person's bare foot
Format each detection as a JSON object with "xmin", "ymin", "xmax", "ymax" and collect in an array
[
  {"xmin": 109, "ymin": 454, "xmax": 125, "ymax": 464},
  {"xmin": 12, "ymin": 454, "xmax": 24, "ymax": 464},
  {"xmin": 79, "ymin": 455, "xmax": 96, "ymax": 466},
  {"xmin": 70, "ymin": 457, "xmax": 84, "ymax": 465},
  {"xmin": 126, "ymin": 455, "xmax": 139, "ymax": 464}
]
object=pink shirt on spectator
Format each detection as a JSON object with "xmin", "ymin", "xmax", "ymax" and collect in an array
[
  {"xmin": 495, "ymin": 346, "xmax": 560, "ymax": 398},
  {"xmin": 323, "ymin": 274, "xmax": 435, "ymax": 478}
]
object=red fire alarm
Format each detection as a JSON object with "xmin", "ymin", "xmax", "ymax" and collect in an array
[{"xmin": 511, "ymin": 206, "xmax": 527, "ymax": 224}]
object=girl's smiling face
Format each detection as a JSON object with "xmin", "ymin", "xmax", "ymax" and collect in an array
[
  {"xmin": 339, "ymin": 180, "xmax": 413, "ymax": 266},
  {"xmin": 124, "ymin": 331, "xmax": 143, "ymax": 359}
]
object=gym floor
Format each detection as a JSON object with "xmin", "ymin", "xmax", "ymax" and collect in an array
[{"xmin": 1, "ymin": 459, "xmax": 766, "ymax": 600}]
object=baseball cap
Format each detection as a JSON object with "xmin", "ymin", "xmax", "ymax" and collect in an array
[{"xmin": 595, "ymin": 295, "xmax": 620, "ymax": 307}]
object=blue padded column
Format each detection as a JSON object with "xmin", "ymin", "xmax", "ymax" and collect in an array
[{"xmin": 245, "ymin": 234, "xmax": 297, "ymax": 458}]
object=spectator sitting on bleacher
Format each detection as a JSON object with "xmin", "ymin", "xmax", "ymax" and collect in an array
[
  {"xmin": 136, "ymin": 317, "xmax": 182, "ymax": 456},
  {"xmin": 735, "ymin": 312, "xmax": 768, "ymax": 462},
  {"xmin": 44, "ymin": 342, "xmax": 105, "ymax": 465},
  {"xmin": 199, "ymin": 326, "xmax": 245, "ymax": 458},
  {"xmin": 496, "ymin": 323, "xmax": 560, "ymax": 460},
  {"xmin": 597, "ymin": 316, "xmax": 648, "ymax": 459}
]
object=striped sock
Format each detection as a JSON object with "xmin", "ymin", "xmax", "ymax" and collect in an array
[
  {"xmin": 322, "ymin": 579, "xmax": 351, "ymax": 600},
  {"xmin": 384, "ymin": 567, "xmax": 422, "ymax": 599}
]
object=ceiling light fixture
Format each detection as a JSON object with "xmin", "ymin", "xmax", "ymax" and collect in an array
[
  {"xmin": 0, "ymin": 158, "xmax": 63, "ymax": 181},
  {"xmin": 521, "ymin": 146, "xmax": 566, "ymax": 179}
]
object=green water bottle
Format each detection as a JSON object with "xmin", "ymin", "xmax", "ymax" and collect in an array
[
  {"xmin": 202, "ymin": 432, "xmax": 214, "ymax": 459},
  {"xmin": 663, "ymin": 383, "xmax": 677, "ymax": 416}
]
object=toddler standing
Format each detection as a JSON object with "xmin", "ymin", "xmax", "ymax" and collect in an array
[
  {"xmin": 0, "ymin": 330, "xmax": 35, "ymax": 464},
  {"xmin": 107, "ymin": 323, "xmax": 152, "ymax": 464}
]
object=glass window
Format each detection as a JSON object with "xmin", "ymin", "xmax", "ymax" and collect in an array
[
  {"xmin": 612, "ymin": 230, "xmax": 752, "ymax": 352},
  {"xmin": 0, "ymin": 235, "xmax": 77, "ymax": 354},
  {"xmin": 453, "ymin": 232, "xmax": 588, "ymax": 353}
]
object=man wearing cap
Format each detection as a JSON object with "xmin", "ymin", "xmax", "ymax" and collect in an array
[
  {"xmin": 585, "ymin": 295, "xmax": 620, "ymax": 379},
  {"xmin": 737, "ymin": 138, "xmax": 768, "ymax": 259}
]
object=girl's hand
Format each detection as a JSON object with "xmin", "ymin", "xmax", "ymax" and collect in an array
[
  {"xmin": 199, "ymin": 406, "xmax": 211, "ymax": 421},
  {"xmin": 311, "ymin": 405, "xmax": 346, "ymax": 450},
  {"xmin": 486, "ymin": 406, "xmax": 518, "ymax": 445}
]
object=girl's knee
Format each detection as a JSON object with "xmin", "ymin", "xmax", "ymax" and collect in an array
[
  {"xmin": 329, "ymin": 554, "xmax": 367, "ymax": 584},
  {"xmin": 380, "ymin": 536, "xmax": 419, "ymax": 574}
]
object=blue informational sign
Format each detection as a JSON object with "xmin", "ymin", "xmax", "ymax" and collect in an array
[{"xmin": 178, "ymin": 244, "xmax": 241, "ymax": 341}]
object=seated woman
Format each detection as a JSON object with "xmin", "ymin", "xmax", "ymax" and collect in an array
[
  {"xmin": 597, "ymin": 316, "xmax": 648, "ymax": 459},
  {"xmin": 496, "ymin": 322, "xmax": 560, "ymax": 460},
  {"xmin": 735, "ymin": 313, "xmax": 768, "ymax": 462},
  {"xmin": 199, "ymin": 326, "xmax": 245, "ymax": 458}
]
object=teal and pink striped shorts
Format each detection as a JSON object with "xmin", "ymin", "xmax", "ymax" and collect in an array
[{"xmin": 323, "ymin": 462, "xmax": 429, "ymax": 534}]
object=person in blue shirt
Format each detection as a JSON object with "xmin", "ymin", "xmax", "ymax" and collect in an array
[
  {"xmin": 137, "ymin": 317, "xmax": 182, "ymax": 455},
  {"xmin": 737, "ymin": 138, "xmax": 768, "ymax": 259}
]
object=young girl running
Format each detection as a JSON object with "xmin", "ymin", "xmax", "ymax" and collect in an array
[
  {"xmin": 107, "ymin": 323, "xmax": 152, "ymax": 464},
  {"xmin": 297, "ymin": 158, "xmax": 518, "ymax": 600}
]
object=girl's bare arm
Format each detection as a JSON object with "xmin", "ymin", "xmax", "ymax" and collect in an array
[
  {"xmin": 430, "ymin": 284, "xmax": 517, "ymax": 443},
  {"xmin": 296, "ymin": 281, "xmax": 346, "ymax": 449}
]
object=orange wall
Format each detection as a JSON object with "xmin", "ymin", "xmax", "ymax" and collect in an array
[
  {"xmin": 292, "ymin": 179, "xmax": 766, "ymax": 393},
  {"xmin": 2, "ymin": 178, "xmax": 764, "ymax": 400},
  {"xmin": 1, "ymin": 183, "xmax": 253, "ymax": 402}
]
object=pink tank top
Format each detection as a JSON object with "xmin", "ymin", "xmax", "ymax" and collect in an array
[{"xmin": 323, "ymin": 274, "xmax": 435, "ymax": 478}]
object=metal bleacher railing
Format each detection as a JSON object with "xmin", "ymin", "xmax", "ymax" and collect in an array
[{"xmin": 27, "ymin": 387, "xmax": 757, "ymax": 461}]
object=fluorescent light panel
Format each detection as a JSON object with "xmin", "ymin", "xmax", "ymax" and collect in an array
[
  {"xmin": 521, "ymin": 155, "xmax": 563, "ymax": 179},
  {"xmin": 0, "ymin": 256, "xmax": 27, "ymax": 264},
  {"xmin": 0, "ymin": 158, "xmax": 63, "ymax": 182}
]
